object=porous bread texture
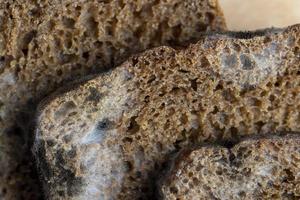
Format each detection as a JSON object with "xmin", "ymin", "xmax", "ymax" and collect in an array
[
  {"xmin": 0, "ymin": 0, "xmax": 226, "ymax": 129},
  {"xmin": 0, "ymin": 0, "xmax": 226, "ymax": 199},
  {"xmin": 35, "ymin": 24, "xmax": 300, "ymax": 199},
  {"xmin": 160, "ymin": 134, "xmax": 300, "ymax": 200}
]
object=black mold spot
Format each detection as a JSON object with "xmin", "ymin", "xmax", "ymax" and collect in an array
[
  {"xmin": 96, "ymin": 118, "xmax": 114, "ymax": 130},
  {"xmin": 240, "ymin": 54, "xmax": 255, "ymax": 70}
]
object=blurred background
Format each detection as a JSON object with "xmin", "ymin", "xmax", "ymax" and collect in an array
[{"xmin": 219, "ymin": 0, "xmax": 300, "ymax": 30}]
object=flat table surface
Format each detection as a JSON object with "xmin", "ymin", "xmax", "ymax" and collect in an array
[{"xmin": 219, "ymin": 0, "xmax": 300, "ymax": 30}]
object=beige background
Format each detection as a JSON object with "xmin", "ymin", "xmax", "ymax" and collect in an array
[{"xmin": 219, "ymin": 0, "xmax": 300, "ymax": 30}]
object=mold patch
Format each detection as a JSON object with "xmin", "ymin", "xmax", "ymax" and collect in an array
[
  {"xmin": 219, "ymin": 41, "xmax": 286, "ymax": 87},
  {"xmin": 240, "ymin": 54, "xmax": 255, "ymax": 70},
  {"xmin": 80, "ymin": 119, "xmax": 114, "ymax": 145},
  {"xmin": 85, "ymin": 87, "xmax": 102, "ymax": 103}
]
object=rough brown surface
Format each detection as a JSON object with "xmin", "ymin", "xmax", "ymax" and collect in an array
[
  {"xmin": 160, "ymin": 134, "xmax": 300, "ymax": 200},
  {"xmin": 0, "ymin": 0, "xmax": 226, "ymax": 199},
  {"xmin": 35, "ymin": 24, "xmax": 300, "ymax": 199}
]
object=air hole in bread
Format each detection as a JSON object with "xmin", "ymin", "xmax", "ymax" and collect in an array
[
  {"xmin": 62, "ymin": 16, "xmax": 75, "ymax": 29},
  {"xmin": 82, "ymin": 52, "xmax": 90, "ymax": 60},
  {"xmin": 54, "ymin": 101, "xmax": 76, "ymax": 119},
  {"xmin": 190, "ymin": 79, "xmax": 198, "ymax": 91},
  {"xmin": 64, "ymin": 39, "xmax": 72, "ymax": 49},
  {"xmin": 127, "ymin": 116, "xmax": 140, "ymax": 134},
  {"xmin": 59, "ymin": 53, "xmax": 76, "ymax": 64},
  {"xmin": 20, "ymin": 30, "xmax": 37, "ymax": 55}
]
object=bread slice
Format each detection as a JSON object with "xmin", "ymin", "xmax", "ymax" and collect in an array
[
  {"xmin": 0, "ymin": 0, "xmax": 226, "ymax": 199},
  {"xmin": 159, "ymin": 134, "xmax": 300, "ymax": 200},
  {"xmin": 0, "ymin": 0, "xmax": 226, "ymax": 129},
  {"xmin": 35, "ymin": 24, "xmax": 300, "ymax": 199}
]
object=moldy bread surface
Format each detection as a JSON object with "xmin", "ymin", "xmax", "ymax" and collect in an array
[
  {"xmin": 36, "ymin": 24, "xmax": 299, "ymax": 199},
  {"xmin": 0, "ymin": 0, "xmax": 226, "ymax": 199},
  {"xmin": 160, "ymin": 134, "xmax": 300, "ymax": 200}
]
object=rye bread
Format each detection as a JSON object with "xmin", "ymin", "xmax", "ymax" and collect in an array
[
  {"xmin": 0, "ymin": 0, "xmax": 226, "ymax": 129},
  {"xmin": 159, "ymin": 134, "xmax": 300, "ymax": 200},
  {"xmin": 35, "ymin": 24, "xmax": 300, "ymax": 199},
  {"xmin": 0, "ymin": 0, "xmax": 226, "ymax": 199}
]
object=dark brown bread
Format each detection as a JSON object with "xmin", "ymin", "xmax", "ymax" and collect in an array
[
  {"xmin": 0, "ymin": 1, "xmax": 226, "ymax": 199},
  {"xmin": 0, "ymin": 0, "xmax": 226, "ymax": 129},
  {"xmin": 160, "ymin": 134, "xmax": 300, "ymax": 200},
  {"xmin": 35, "ymin": 24, "xmax": 300, "ymax": 199}
]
